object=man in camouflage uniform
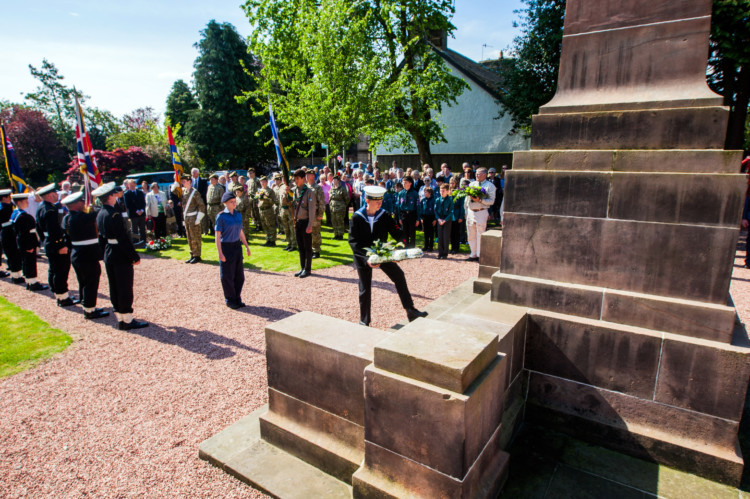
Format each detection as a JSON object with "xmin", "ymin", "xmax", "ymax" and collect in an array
[
  {"xmin": 246, "ymin": 168, "xmax": 262, "ymax": 232},
  {"xmin": 180, "ymin": 174, "xmax": 206, "ymax": 263},
  {"xmin": 273, "ymin": 173, "xmax": 296, "ymax": 251},
  {"xmin": 234, "ymin": 184, "xmax": 253, "ymax": 243},
  {"xmin": 306, "ymin": 169, "xmax": 325, "ymax": 258},
  {"xmin": 328, "ymin": 176, "xmax": 350, "ymax": 239},
  {"xmin": 257, "ymin": 176, "xmax": 278, "ymax": 246},
  {"xmin": 206, "ymin": 173, "xmax": 225, "ymax": 236}
]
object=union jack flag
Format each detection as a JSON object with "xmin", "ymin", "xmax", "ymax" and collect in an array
[{"xmin": 74, "ymin": 96, "xmax": 101, "ymax": 208}]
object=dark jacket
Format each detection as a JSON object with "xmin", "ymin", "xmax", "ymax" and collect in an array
[
  {"xmin": 397, "ymin": 187, "xmax": 418, "ymax": 214},
  {"xmin": 348, "ymin": 206, "xmax": 404, "ymax": 265},
  {"xmin": 36, "ymin": 200, "xmax": 69, "ymax": 253},
  {"xmin": 64, "ymin": 209, "xmax": 102, "ymax": 264},
  {"xmin": 97, "ymin": 204, "xmax": 139, "ymax": 265},
  {"xmin": 13, "ymin": 209, "xmax": 39, "ymax": 252},
  {"xmin": 194, "ymin": 177, "xmax": 209, "ymax": 202},
  {"xmin": 434, "ymin": 195, "xmax": 454, "ymax": 222},
  {"xmin": 418, "ymin": 196, "xmax": 435, "ymax": 220},
  {"xmin": 123, "ymin": 189, "xmax": 146, "ymax": 218}
]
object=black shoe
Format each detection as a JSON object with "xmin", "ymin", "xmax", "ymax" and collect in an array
[
  {"xmin": 192, "ymin": 257, "xmax": 202, "ymax": 263},
  {"xmin": 186, "ymin": 257, "xmax": 196, "ymax": 263},
  {"xmin": 359, "ymin": 321, "xmax": 370, "ymax": 326},
  {"xmin": 465, "ymin": 256, "xmax": 479, "ymax": 262},
  {"xmin": 27, "ymin": 282, "xmax": 49, "ymax": 292},
  {"xmin": 406, "ymin": 308, "xmax": 428, "ymax": 322},
  {"xmin": 69, "ymin": 296, "xmax": 81, "ymax": 305},
  {"xmin": 312, "ymin": 252, "xmax": 320, "ymax": 259},
  {"xmin": 298, "ymin": 270, "xmax": 311, "ymax": 278},
  {"xmin": 227, "ymin": 301, "xmax": 242, "ymax": 310},
  {"xmin": 267, "ymin": 241, "xmax": 276, "ymax": 247},
  {"xmin": 294, "ymin": 269, "xmax": 304, "ymax": 277},
  {"xmin": 84, "ymin": 309, "xmax": 110, "ymax": 320},
  {"xmin": 118, "ymin": 319, "xmax": 148, "ymax": 330},
  {"xmin": 284, "ymin": 245, "xmax": 291, "ymax": 251},
  {"xmin": 0, "ymin": 270, "xmax": 9, "ymax": 278},
  {"xmin": 12, "ymin": 277, "xmax": 25, "ymax": 285},
  {"xmin": 57, "ymin": 297, "xmax": 77, "ymax": 307}
]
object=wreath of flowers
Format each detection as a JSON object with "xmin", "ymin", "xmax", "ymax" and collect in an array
[{"xmin": 146, "ymin": 237, "xmax": 172, "ymax": 251}]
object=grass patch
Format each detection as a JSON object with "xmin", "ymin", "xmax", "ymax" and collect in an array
[
  {"xmin": 0, "ymin": 295, "xmax": 73, "ymax": 378},
  {"xmin": 139, "ymin": 222, "xmax": 474, "ymax": 272}
]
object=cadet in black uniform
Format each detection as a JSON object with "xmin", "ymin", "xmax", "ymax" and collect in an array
[
  {"xmin": 11, "ymin": 192, "xmax": 48, "ymax": 291},
  {"xmin": 36, "ymin": 183, "xmax": 77, "ymax": 306},
  {"xmin": 93, "ymin": 182, "xmax": 148, "ymax": 330},
  {"xmin": 61, "ymin": 191, "xmax": 109, "ymax": 320},
  {"xmin": 349, "ymin": 186, "xmax": 427, "ymax": 326},
  {"xmin": 0, "ymin": 188, "xmax": 22, "ymax": 282}
]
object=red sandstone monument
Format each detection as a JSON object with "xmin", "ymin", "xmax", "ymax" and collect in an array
[{"xmin": 200, "ymin": 0, "xmax": 750, "ymax": 495}]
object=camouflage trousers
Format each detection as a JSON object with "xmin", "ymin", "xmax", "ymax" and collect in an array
[
  {"xmin": 242, "ymin": 218, "xmax": 252, "ymax": 243},
  {"xmin": 207, "ymin": 205, "xmax": 222, "ymax": 229},
  {"xmin": 312, "ymin": 218, "xmax": 322, "ymax": 253},
  {"xmin": 252, "ymin": 201, "xmax": 262, "ymax": 229},
  {"xmin": 260, "ymin": 208, "xmax": 277, "ymax": 243},
  {"xmin": 280, "ymin": 208, "xmax": 296, "ymax": 248},
  {"xmin": 185, "ymin": 217, "xmax": 202, "ymax": 257},
  {"xmin": 331, "ymin": 208, "xmax": 347, "ymax": 238}
]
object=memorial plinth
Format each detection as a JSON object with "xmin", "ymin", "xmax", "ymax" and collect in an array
[{"xmin": 200, "ymin": 0, "xmax": 750, "ymax": 494}]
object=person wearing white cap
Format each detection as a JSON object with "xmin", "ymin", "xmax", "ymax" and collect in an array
[
  {"xmin": 36, "ymin": 183, "xmax": 77, "ymax": 307},
  {"xmin": 93, "ymin": 182, "xmax": 148, "ymax": 330},
  {"xmin": 10, "ymin": 192, "xmax": 48, "ymax": 291},
  {"xmin": 349, "ymin": 185, "xmax": 427, "ymax": 326},
  {"xmin": 61, "ymin": 192, "xmax": 109, "ymax": 320},
  {"xmin": 0, "ymin": 188, "xmax": 21, "ymax": 281}
]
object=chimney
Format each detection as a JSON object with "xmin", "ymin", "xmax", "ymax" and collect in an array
[{"xmin": 428, "ymin": 29, "xmax": 447, "ymax": 50}]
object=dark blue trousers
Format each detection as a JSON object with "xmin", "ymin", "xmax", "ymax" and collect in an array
[{"xmin": 220, "ymin": 241, "xmax": 244, "ymax": 305}]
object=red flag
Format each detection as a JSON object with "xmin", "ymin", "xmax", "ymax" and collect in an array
[{"xmin": 167, "ymin": 126, "xmax": 184, "ymax": 183}]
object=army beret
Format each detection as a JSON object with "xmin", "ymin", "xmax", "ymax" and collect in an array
[
  {"xmin": 273, "ymin": 172, "xmax": 282, "ymax": 179},
  {"xmin": 36, "ymin": 183, "xmax": 57, "ymax": 196},
  {"xmin": 229, "ymin": 171, "xmax": 238, "ymax": 177},
  {"xmin": 209, "ymin": 173, "xmax": 219, "ymax": 180},
  {"xmin": 259, "ymin": 176, "xmax": 268, "ymax": 181},
  {"xmin": 61, "ymin": 191, "xmax": 84, "ymax": 205},
  {"xmin": 180, "ymin": 173, "xmax": 192, "ymax": 181},
  {"xmin": 221, "ymin": 191, "xmax": 235, "ymax": 203},
  {"xmin": 247, "ymin": 168, "xmax": 255, "ymax": 173},
  {"xmin": 233, "ymin": 184, "xmax": 245, "ymax": 192},
  {"xmin": 305, "ymin": 169, "xmax": 315, "ymax": 175},
  {"xmin": 0, "ymin": 188, "xmax": 12, "ymax": 197}
]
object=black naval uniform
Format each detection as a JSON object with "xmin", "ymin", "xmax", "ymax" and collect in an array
[
  {"xmin": 97, "ymin": 204, "xmax": 139, "ymax": 316},
  {"xmin": 349, "ymin": 205, "xmax": 417, "ymax": 326},
  {"xmin": 13, "ymin": 208, "xmax": 40, "ymax": 280},
  {"xmin": 37, "ymin": 200, "xmax": 71, "ymax": 297},
  {"xmin": 0, "ymin": 202, "xmax": 22, "ymax": 275},
  {"xmin": 63, "ymin": 208, "xmax": 102, "ymax": 310}
]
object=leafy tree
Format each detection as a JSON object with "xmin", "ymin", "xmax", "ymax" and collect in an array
[
  {"xmin": 708, "ymin": 0, "xmax": 750, "ymax": 151},
  {"xmin": 65, "ymin": 147, "xmax": 152, "ymax": 180},
  {"xmin": 0, "ymin": 106, "xmax": 68, "ymax": 185},
  {"xmin": 497, "ymin": 0, "xmax": 565, "ymax": 135},
  {"xmin": 186, "ymin": 20, "xmax": 270, "ymax": 170},
  {"xmin": 165, "ymin": 80, "xmax": 198, "ymax": 137},
  {"xmin": 243, "ymin": 0, "xmax": 468, "ymax": 166},
  {"xmin": 85, "ymin": 108, "xmax": 122, "ymax": 151}
]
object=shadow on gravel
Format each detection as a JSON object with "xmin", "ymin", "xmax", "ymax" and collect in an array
[
  {"xmin": 235, "ymin": 305, "xmax": 298, "ymax": 321},
  {"xmin": 308, "ymin": 272, "xmax": 431, "ymax": 300},
  {"xmin": 123, "ymin": 323, "xmax": 263, "ymax": 360}
]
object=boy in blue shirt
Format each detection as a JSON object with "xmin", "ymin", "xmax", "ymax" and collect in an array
[
  {"xmin": 397, "ymin": 177, "xmax": 419, "ymax": 248},
  {"xmin": 418, "ymin": 186, "xmax": 436, "ymax": 252},
  {"xmin": 434, "ymin": 183, "xmax": 454, "ymax": 259}
]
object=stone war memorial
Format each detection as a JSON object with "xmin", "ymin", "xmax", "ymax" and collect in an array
[{"xmin": 200, "ymin": 0, "xmax": 750, "ymax": 496}]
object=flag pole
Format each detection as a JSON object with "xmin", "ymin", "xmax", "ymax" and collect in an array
[{"xmin": 0, "ymin": 125, "xmax": 14, "ymax": 193}]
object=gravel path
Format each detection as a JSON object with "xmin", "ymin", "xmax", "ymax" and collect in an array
[{"xmin": 0, "ymin": 249, "xmax": 473, "ymax": 498}]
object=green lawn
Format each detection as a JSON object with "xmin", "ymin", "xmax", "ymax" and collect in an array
[
  {"xmin": 139, "ymin": 223, "xmax": 473, "ymax": 272},
  {"xmin": 0, "ymin": 295, "xmax": 73, "ymax": 378}
]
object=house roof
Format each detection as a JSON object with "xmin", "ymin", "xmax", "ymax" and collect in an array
[{"xmin": 431, "ymin": 45, "xmax": 506, "ymax": 100}]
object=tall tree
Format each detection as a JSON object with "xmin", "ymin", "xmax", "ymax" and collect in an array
[
  {"xmin": 243, "ymin": 0, "xmax": 468, "ymax": 166},
  {"xmin": 186, "ymin": 20, "xmax": 269, "ymax": 170},
  {"xmin": 708, "ymin": 0, "xmax": 750, "ymax": 151},
  {"xmin": 496, "ymin": 0, "xmax": 565, "ymax": 135},
  {"xmin": 165, "ymin": 80, "xmax": 198, "ymax": 137}
]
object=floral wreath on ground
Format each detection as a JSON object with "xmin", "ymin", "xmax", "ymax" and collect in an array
[
  {"xmin": 365, "ymin": 240, "xmax": 423, "ymax": 265},
  {"xmin": 146, "ymin": 237, "xmax": 172, "ymax": 251}
]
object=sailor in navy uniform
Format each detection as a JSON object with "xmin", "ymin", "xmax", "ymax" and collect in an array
[
  {"xmin": 348, "ymin": 186, "xmax": 427, "ymax": 326},
  {"xmin": 36, "ymin": 183, "xmax": 77, "ymax": 306},
  {"xmin": 11, "ymin": 192, "xmax": 48, "ymax": 291},
  {"xmin": 61, "ymin": 192, "xmax": 109, "ymax": 320},
  {"xmin": 93, "ymin": 182, "xmax": 148, "ymax": 330},
  {"xmin": 0, "ymin": 189, "xmax": 22, "ymax": 282}
]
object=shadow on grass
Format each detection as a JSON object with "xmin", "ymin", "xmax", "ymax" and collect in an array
[{"xmin": 118, "ymin": 321, "xmax": 264, "ymax": 360}]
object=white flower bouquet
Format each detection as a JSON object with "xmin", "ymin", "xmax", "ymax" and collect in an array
[{"xmin": 365, "ymin": 240, "xmax": 423, "ymax": 265}]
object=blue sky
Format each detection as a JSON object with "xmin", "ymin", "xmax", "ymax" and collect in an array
[{"xmin": 1, "ymin": 0, "xmax": 524, "ymax": 118}]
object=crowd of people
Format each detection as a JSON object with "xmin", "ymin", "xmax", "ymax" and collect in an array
[{"xmin": 0, "ymin": 160, "xmax": 508, "ymax": 324}]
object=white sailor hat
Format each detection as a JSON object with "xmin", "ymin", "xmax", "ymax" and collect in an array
[
  {"xmin": 36, "ymin": 183, "xmax": 58, "ymax": 197},
  {"xmin": 91, "ymin": 181, "xmax": 121, "ymax": 197},
  {"xmin": 11, "ymin": 192, "xmax": 31, "ymax": 200},
  {"xmin": 61, "ymin": 191, "xmax": 84, "ymax": 205},
  {"xmin": 363, "ymin": 186, "xmax": 386, "ymax": 200},
  {"xmin": 0, "ymin": 188, "xmax": 12, "ymax": 197}
]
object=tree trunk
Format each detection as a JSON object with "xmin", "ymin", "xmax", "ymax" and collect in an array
[
  {"xmin": 412, "ymin": 129, "xmax": 433, "ymax": 168},
  {"xmin": 725, "ymin": 64, "xmax": 750, "ymax": 151}
]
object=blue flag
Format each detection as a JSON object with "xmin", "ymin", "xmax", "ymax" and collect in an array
[
  {"xmin": 268, "ymin": 103, "xmax": 290, "ymax": 181},
  {"xmin": 1, "ymin": 125, "xmax": 28, "ymax": 193}
]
